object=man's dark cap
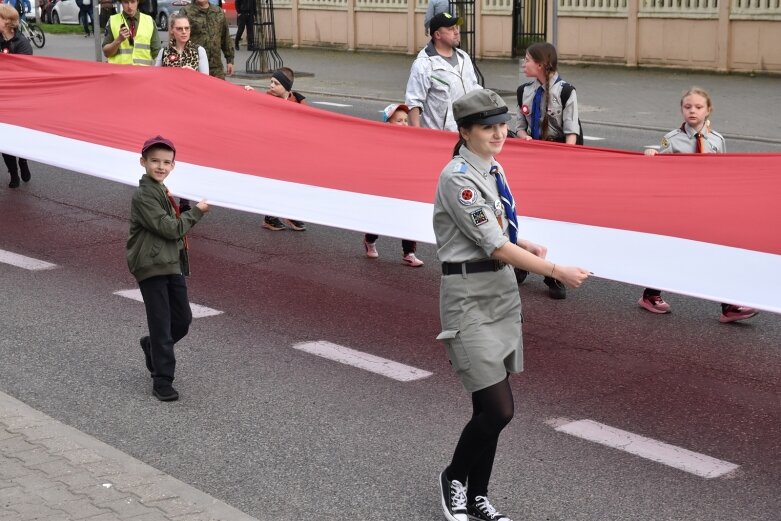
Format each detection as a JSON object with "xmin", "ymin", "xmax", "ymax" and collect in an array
[
  {"xmin": 454, "ymin": 89, "xmax": 511, "ymax": 126},
  {"xmin": 429, "ymin": 12, "xmax": 460, "ymax": 34},
  {"xmin": 141, "ymin": 135, "xmax": 176, "ymax": 157}
]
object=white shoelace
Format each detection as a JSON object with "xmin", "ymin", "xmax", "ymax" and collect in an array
[
  {"xmin": 474, "ymin": 496, "xmax": 501, "ymax": 518},
  {"xmin": 450, "ymin": 480, "xmax": 467, "ymax": 510}
]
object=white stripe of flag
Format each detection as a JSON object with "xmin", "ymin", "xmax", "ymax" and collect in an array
[
  {"xmin": 0, "ymin": 249, "xmax": 57, "ymax": 271},
  {"xmin": 113, "ymin": 289, "xmax": 223, "ymax": 318},
  {"xmin": 548, "ymin": 418, "xmax": 739, "ymax": 478},
  {"xmin": 292, "ymin": 340, "xmax": 432, "ymax": 382}
]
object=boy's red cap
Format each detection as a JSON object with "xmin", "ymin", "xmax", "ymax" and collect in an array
[
  {"xmin": 382, "ymin": 103, "xmax": 409, "ymax": 122},
  {"xmin": 141, "ymin": 135, "xmax": 176, "ymax": 156}
]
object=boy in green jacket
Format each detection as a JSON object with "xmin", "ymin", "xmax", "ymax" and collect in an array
[{"xmin": 127, "ymin": 136, "xmax": 209, "ymax": 401}]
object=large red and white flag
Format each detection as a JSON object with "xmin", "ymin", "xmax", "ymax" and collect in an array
[{"xmin": 1, "ymin": 55, "xmax": 779, "ymax": 312}]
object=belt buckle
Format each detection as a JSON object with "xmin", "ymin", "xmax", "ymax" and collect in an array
[{"xmin": 494, "ymin": 261, "xmax": 506, "ymax": 271}]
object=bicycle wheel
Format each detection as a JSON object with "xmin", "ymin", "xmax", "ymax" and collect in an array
[{"xmin": 28, "ymin": 23, "xmax": 45, "ymax": 48}]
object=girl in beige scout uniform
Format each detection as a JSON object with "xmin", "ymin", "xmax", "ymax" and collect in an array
[
  {"xmin": 433, "ymin": 89, "xmax": 589, "ymax": 521},
  {"xmin": 639, "ymin": 86, "xmax": 758, "ymax": 324},
  {"xmin": 514, "ymin": 42, "xmax": 578, "ymax": 300}
]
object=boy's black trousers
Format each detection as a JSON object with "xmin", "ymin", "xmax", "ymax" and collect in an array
[{"xmin": 138, "ymin": 274, "xmax": 192, "ymax": 387}]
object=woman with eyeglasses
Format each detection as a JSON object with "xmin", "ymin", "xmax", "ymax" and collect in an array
[{"xmin": 154, "ymin": 12, "xmax": 208, "ymax": 74}]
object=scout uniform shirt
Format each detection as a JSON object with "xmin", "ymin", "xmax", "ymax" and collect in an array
[
  {"xmin": 433, "ymin": 145, "xmax": 524, "ymax": 392},
  {"xmin": 659, "ymin": 123, "xmax": 725, "ymax": 154},
  {"xmin": 433, "ymin": 146, "xmax": 511, "ymax": 262},
  {"xmin": 517, "ymin": 74, "xmax": 579, "ymax": 142}
]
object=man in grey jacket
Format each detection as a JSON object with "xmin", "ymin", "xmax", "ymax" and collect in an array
[{"xmin": 405, "ymin": 12, "xmax": 481, "ymax": 131}]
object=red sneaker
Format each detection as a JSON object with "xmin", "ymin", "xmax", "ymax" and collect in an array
[
  {"xmin": 719, "ymin": 305, "xmax": 758, "ymax": 323},
  {"xmin": 638, "ymin": 294, "xmax": 671, "ymax": 314}
]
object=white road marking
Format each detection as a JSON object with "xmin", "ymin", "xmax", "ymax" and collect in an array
[
  {"xmin": 547, "ymin": 418, "xmax": 739, "ymax": 478},
  {"xmin": 312, "ymin": 101, "xmax": 352, "ymax": 108},
  {"xmin": 113, "ymin": 289, "xmax": 223, "ymax": 318},
  {"xmin": 292, "ymin": 340, "xmax": 432, "ymax": 382},
  {"xmin": 583, "ymin": 135, "xmax": 605, "ymax": 141},
  {"xmin": 0, "ymin": 249, "xmax": 57, "ymax": 271}
]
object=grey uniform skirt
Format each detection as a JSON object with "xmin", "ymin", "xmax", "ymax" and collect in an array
[{"xmin": 437, "ymin": 265, "xmax": 524, "ymax": 392}]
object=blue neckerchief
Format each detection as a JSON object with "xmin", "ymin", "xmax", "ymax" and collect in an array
[{"xmin": 491, "ymin": 165, "xmax": 518, "ymax": 244}]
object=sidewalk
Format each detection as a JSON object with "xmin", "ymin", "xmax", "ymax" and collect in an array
[
  {"xmin": 0, "ymin": 391, "xmax": 258, "ymax": 521},
  {"xmin": 37, "ymin": 34, "xmax": 781, "ymax": 142}
]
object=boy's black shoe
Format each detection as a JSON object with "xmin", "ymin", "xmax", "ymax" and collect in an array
[
  {"xmin": 514, "ymin": 268, "xmax": 528, "ymax": 285},
  {"xmin": 543, "ymin": 276, "xmax": 567, "ymax": 300},
  {"xmin": 20, "ymin": 162, "xmax": 31, "ymax": 182},
  {"xmin": 139, "ymin": 336, "xmax": 153, "ymax": 373},
  {"xmin": 153, "ymin": 385, "xmax": 179, "ymax": 401},
  {"xmin": 467, "ymin": 496, "xmax": 512, "ymax": 521},
  {"xmin": 439, "ymin": 471, "xmax": 468, "ymax": 521},
  {"xmin": 8, "ymin": 173, "xmax": 20, "ymax": 189}
]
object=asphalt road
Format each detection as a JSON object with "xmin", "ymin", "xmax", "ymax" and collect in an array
[{"xmin": 1, "ymin": 135, "xmax": 780, "ymax": 520}]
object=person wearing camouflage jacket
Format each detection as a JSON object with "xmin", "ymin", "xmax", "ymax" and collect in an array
[{"xmin": 180, "ymin": 0, "xmax": 233, "ymax": 79}]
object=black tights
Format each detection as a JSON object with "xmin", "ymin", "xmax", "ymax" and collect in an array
[{"xmin": 446, "ymin": 376, "xmax": 514, "ymax": 502}]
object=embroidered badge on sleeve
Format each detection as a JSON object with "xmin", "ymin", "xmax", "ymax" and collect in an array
[
  {"xmin": 459, "ymin": 187, "xmax": 477, "ymax": 206},
  {"xmin": 470, "ymin": 209, "xmax": 488, "ymax": 226}
]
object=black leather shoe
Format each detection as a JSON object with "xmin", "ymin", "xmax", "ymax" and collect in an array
[
  {"xmin": 20, "ymin": 164, "xmax": 31, "ymax": 182},
  {"xmin": 235, "ymin": 42, "xmax": 240, "ymax": 50},
  {"xmin": 139, "ymin": 336, "xmax": 153, "ymax": 373},
  {"xmin": 153, "ymin": 385, "xmax": 179, "ymax": 401},
  {"xmin": 544, "ymin": 277, "xmax": 567, "ymax": 300},
  {"xmin": 8, "ymin": 174, "xmax": 20, "ymax": 188}
]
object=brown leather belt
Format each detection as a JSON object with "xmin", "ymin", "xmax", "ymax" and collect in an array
[{"xmin": 441, "ymin": 259, "xmax": 506, "ymax": 276}]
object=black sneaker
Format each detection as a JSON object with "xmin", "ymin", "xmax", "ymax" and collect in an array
[
  {"xmin": 283, "ymin": 219, "xmax": 307, "ymax": 231},
  {"xmin": 262, "ymin": 216, "xmax": 287, "ymax": 231},
  {"xmin": 543, "ymin": 276, "xmax": 567, "ymax": 300},
  {"xmin": 8, "ymin": 173, "xmax": 20, "ymax": 188},
  {"xmin": 467, "ymin": 496, "xmax": 512, "ymax": 521},
  {"xmin": 439, "ymin": 471, "xmax": 468, "ymax": 521},
  {"xmin": 139, "ymin": 336, "xmax": 153, "ymax": 373},
  {"xmin": 153, "ymin": 385, "xmax": 179, "ymax": 401},
  {"xmin": 514, "ymin": 268, "xmax": 528, "ymax": 285}
]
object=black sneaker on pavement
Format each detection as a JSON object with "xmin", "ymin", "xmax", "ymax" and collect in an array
[
  {"xmin": 139, "ymin": 336, "xmax": 153, "ymax": 373},
  {"xmin": 467, "ymin": 496, "xmax": 512, "ymax": 521},
  {"xmin": 543, "ymin": 276, "xmax": 567, "ymax": 300},
  {"xmin": 262, "ymin": 216, "xmax": 287, "ymax": 231},
  {"xmin": 153, "ymin": 385, "xmax": 179, "ymax": 402},
  {"xmin": 439, "ymin": 471, "xmax": 468, "ymax": 521},
  {"xmin": 20, "ymin": 162, "xmax": 31, "ymax": 182}
]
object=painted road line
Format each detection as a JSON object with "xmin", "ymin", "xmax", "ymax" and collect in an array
[
  {"xmin": 113, "ymin": 289, "xmax": 223, "ymax": 318},
  {"xmin": 583, "ymin": 136, "xmax": 605, "ymax": 141},
  {"xmin": 312, "ymin": 101, "xmax": 352, "ymax": 108},
  {"xmin": 547, "ymin": 418, "xmax": 739, "ymax": 478},
  {"xmin": 292, "ymin": 340, "xmax": 432, "ymax": 382},
  {"xmin": 0, "ymin": 249, "xmax": 57, "ymax": 271}
]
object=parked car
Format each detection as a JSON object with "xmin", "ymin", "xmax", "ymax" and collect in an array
[
  {"xmin": 50, "ymin": 0, "xmax": 81, "ymax": 24},
  {"xmin": 155, "ymin": 0, "xmax": 189, "ymax": 30}
]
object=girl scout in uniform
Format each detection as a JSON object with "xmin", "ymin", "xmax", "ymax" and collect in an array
[
  {"xmin": 639, "ymin": 86, "xmax": 758, "ymax": 324},
  {"xmin": 433, "ymin": 89, "xmax": 589, "ymax": 521},
  {"xmin": 514, "ymin": 42, "xmax": 577, "ymax": 300}
]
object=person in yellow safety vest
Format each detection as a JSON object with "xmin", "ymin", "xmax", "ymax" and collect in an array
[{"xmin": 102, "ymin": 0, "xmax": 160, "ymax": 66}]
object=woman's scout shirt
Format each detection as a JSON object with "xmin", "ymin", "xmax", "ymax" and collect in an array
[
  {"xmin": 516, "ymin": 74, "xmax": 579, "ymax": 142},
  {"xmin": 433, "ymin": 145, "xmax": 523, "ymax": 393}
]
